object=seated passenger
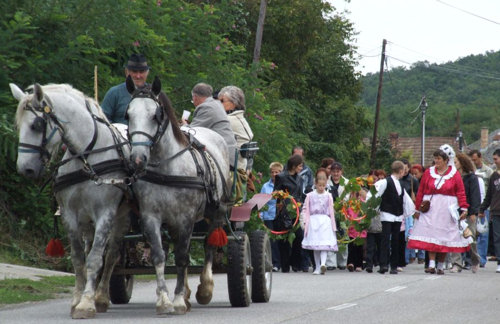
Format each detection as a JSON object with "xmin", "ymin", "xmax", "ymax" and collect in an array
[
  {"xmin": 218, "ymin": 86, "xmax": 254, "ymax": 203},
  {"xmin": 182, "ymin": 82, "xmax": 237, "ymax": 168}
]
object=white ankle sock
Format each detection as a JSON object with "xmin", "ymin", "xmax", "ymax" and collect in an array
[
  {"xmin": 429, "ymin": 260, "xmax": 436, "ymax": 268},
  {"xmin": 437, "ymin": 262, "xmax": 444, "ymax": 270}
]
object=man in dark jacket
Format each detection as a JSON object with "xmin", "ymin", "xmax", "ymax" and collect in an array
[{"xmin": 479, "ymin": 149, "xmax": 500, "ymax": 273}]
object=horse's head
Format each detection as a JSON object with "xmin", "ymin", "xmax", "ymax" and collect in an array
[
  {"xmin": 126, "ymin": 75, "xmax": 166, "ymax": 172},
  {"xmin": 10, "ymin": 83, "xmax": 62, "ymax": 178}
]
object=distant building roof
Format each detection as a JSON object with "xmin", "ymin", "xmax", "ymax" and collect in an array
[
  {"xmin": 365, "ymin": 134, "xmax": 459, "ymax": 167},
  {"xmin": 467, "ymin": 128, "xmax": 500, "ymax": 164}
]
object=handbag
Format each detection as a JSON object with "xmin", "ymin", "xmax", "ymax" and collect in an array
[
  {"xmin": 477, "ymin": 216, "xmax": 489, "ymax": 234},
  {"xmin": 273, "ymin": 202, "xmax": 293, "ymax": 231},
  {"xmin": 420, "ymin": 200, "xmax": 431, "ymax": 213},
  {"xmin": 419, "ymin": 174, "xmax": 445, "ymax": 213}
]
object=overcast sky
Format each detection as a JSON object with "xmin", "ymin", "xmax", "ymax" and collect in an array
[{"xmin": 328, "ymin": 0, "xmax": 500, "ymax": 75}]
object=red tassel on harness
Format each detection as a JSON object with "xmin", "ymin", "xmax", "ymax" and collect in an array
[
  {"xmin": 46, "ymin": 238, "xmax": 65, "ymax": 257},
  {"xmin": 207, "ymin": 227, "xmax": 228, "ymax": 247}
]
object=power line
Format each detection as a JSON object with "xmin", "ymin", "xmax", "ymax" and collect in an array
[
  {"xmin": 436, "ymin": 0, "xmax": 500, "ymax": 26},
  {"xmin": 385, "ymin": 54, "xmax": 500, "ymax": 81}
]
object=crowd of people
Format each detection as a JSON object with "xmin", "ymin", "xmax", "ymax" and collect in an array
[
  {"xmin": 261, "ymin": 145, "xmax": 500, "ymax": 275},
  {"xmin": 102, "ymin": 53, "xmax": 499, "ymax": 276}
]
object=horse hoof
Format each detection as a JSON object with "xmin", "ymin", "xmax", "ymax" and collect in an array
[
  {"xmin": 173, "ymin": 305, "xmax": 188, "ymax": 315},
  {"xmin": 195, "ymin": 290, "xmax": 212, "ymax": 305},
  {"xmin": 72, "ymin": 307, "xmax": 96, "ymax": 319},
  {"xmin": 156, "ymin": 304, "xmax": 175, "ymax": 315},
  {"xmin": 95, "ymin": 301, "xmax": 109, "ymax": 313}
]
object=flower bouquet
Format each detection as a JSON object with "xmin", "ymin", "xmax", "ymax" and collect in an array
[{"xmin": 334, "ymin": 176, "xmax": 380, "ymax": 246}]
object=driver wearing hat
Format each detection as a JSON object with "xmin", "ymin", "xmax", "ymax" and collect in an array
[{"xmin": 101, "ymin": 53, "xmax": 151, "ymax": 125}]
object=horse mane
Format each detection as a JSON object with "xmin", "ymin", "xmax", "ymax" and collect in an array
[
  {"xmin": 159, "ymin": 92, "xmax": 188, "ymax": 146},
  {"xmin": 16, "ymin": 83, "xmax": 109, "ymax": 124}
]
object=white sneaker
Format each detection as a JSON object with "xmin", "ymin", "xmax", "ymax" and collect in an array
[
  {"xmin": 496, "ymin": 265, "xmax": 500, "ymax": 273},
  {"xmin": 312, "ymin": 270, "xmax": 320, "ymax": 275}
]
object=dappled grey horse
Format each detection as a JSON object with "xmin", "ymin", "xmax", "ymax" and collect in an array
[
  {"xmin": 10, "ymin": 83, "xmax": 131, "ymax": 319},
  {"xmin": 126, "ymin": 76, "xmax": 232, "ymax": 315}
]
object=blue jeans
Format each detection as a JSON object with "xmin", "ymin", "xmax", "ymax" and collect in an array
[{"xmin": 477, "ymin": 211, "xmax": 489, "ymax": 266}]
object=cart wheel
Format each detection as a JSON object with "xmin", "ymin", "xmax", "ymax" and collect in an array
[
  {"xmin": 227, "ymin": 231, "xmax": 252, "ymax": 307},
  {"xmin": 109, "ymin": 274, "xmax": 134, "ymax": 304},
  {"xmin": 250, "ymin": 230, "xmax": 272, "ymax": 302}
]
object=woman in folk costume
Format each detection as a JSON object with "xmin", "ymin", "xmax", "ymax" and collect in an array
[
  {"xmin": 407, "ymin": 144, "xmax": 470, "ymax": 275},
  {"xmin": 301, "ymin": 168, "xmax": 338, "ymax": 275}
]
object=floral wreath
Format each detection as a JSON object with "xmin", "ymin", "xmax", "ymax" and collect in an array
[
  {"xmin": 259, "ymin": 190, "xmax": 301, "ymax": 245},
  {"xmin": 334, "ymin": 176, "xmax": 380, "ymax": 246}
]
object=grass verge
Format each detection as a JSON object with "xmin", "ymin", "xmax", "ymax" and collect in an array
[{"xmin": 0, "ymin": 276, "xmax": 74, "ymax": 305}]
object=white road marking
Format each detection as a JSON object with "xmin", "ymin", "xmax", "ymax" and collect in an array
[
  {"xmin": 328, "ymin": 303, "xmax": 357, "ymax": 311},
  {"xmin": 425, "ymin": 276, "xmax": 441, "ymax": 280},
  {"xmin": 385, "ymin": 286, "xmax": 407, "ymax": 293}
]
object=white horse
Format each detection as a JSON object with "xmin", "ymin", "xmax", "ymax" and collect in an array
[
  {"xmin": 125, "ymin": 76, "xmax": 232, "ymax": 315},
  {"xmin": 10, "ymin": 83, "xmax": 131, "ymax": 319}
]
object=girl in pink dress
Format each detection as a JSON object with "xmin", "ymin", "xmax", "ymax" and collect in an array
[
  {"xmin": 408, "ymin": 145, "xmax": 470, "ymax": 274},
  {"xmin": 302, "ymin": 169, "xmax": 338, "ymax": 275}
]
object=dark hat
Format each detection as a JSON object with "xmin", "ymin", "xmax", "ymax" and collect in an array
[
  {"xmin": 126, "ymin": 53, "xmax": 150, "ymax": 71},
  {"xmin": 331, "ymin": 162, "xmax": 343, "ymax": 170}
]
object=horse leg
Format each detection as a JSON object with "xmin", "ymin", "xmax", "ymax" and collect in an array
[
  {"xmin": 172, "ymin": 229, "xmax": 193, "ymax": 315},
  {"xmin": 143, "ymin": 217, "xmax": 174, "ymax": 315},
  {"xmin": 95, "ymin": 207, "xmax": 130, "ymax": 312},
  {"xmin": 184, "ymin": 267, "xmax": 192, "ymax": 311},
  {"xmin": 196, "ymin": 240, "xmax": 215, "ymax": 305},
  {"xmin": 68, "ymin": 231, "xmax": 86, "ymax": 317},
  {"xmin": 73, "ymin": 215, "xmax": 113, "ymax": 319}
]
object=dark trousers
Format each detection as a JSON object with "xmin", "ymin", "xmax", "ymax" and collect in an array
[
  {"xmin": 264, "ymin": 220, "xmax": 281, "ymax": 269},
  {"xmin": 278, "ymin": 227, "xmax": 308, "ymax": 272},
  {"xmin": 398, "ymin": 231, "xmax": 406, "ymax": 267},
  {"xmin": 347, "ymin": 242, "xmax": 364, "ymax": 268},
  {"xmin": 365, "ymin": 232, "xmax": 382, "ymax": 269},
  {"xmin": 380, "ymin": 221, "xmax": 402, "ymax": 270}
]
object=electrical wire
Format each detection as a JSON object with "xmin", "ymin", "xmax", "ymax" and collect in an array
[
  {"xmin": 385, "ymin": 54, "xmax": 500, "ymax": 81},
  {"xmin": 436, "ymin": 0, "xmax": 500, "ymax": 26}
]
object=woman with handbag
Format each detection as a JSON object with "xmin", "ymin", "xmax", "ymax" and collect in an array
[
  {"xmin": 407, "ymin": 145, "xmax": 471, "ymax": 275},
  {"xmin": 274, "ymin": 154, "xmax": 306, "ymax": 272}
]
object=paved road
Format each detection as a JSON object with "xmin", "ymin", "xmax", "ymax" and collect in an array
[
  {"xmin": 1, "ymin": 262, "xmax": 500, "ymax": 323},
  {"xmin": 0, "ymin": 263, "xmax": 73, "ymax": 281}
]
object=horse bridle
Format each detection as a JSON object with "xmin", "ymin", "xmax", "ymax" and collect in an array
[
  {"xmin": 19, "ymin": 98, "xmax": 63, "ymax": 164},
  {"xmin": 127, "ymin": 87, "xmax": 169, "ymax": 149}
]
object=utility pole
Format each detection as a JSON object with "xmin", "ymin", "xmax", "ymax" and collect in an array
[
  {"xmin": 419, "ymin": 96, "xmax": 428, "ymax": 166},
  {"xmin": 370, "ymin": 39, "xmax": 387, "ymax": 168},
  {"xmin": 253, "ymin": 0, "xmax": 267, "ymax": 64}
]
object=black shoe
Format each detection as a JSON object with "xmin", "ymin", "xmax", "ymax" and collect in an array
[
  {"xmin": 378, "ymin": 267, "xmax": 388, "ymax": 274},
  {"xmin": 338, "ymin": 266, "xmax": 346, "ymax": 270},
  {"xmin": 390, "ymin": 269, "xmax": 398, "ymax": 274},
  {"xmin": 366, "ymin": 267, "xmax": 373, "ymax": 273},
  {"xmin": 462, "ymin": 264, "xmax": 471, "ymax": 271},
  {"xmin": 272, "ymin": 266, "xmax": 280, "ymax": 272},
  {"xmin": 292, "ymin": 267, "xmax": 299, "ymax": 272},
  {"xmin": 327, "ymin": 266, "xmax": 336, "ymax": 270}
]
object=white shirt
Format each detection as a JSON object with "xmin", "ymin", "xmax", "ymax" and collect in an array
[{"xmin": 367, "ymin": 175, "xmax": 415, "ymax": 222}]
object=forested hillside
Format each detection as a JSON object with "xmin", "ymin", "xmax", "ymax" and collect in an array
[
  {"xmin": 0, "ymin": 0, "xmax": 369, "ymax": 261},
  {"xmin": 360, "ymin": 51, "xmax": 500, "ymax": 144}
]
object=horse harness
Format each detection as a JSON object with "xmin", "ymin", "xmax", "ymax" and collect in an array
[
  {"xmin": 21, "ymin": 94, "xmax": 131, "ymax": 193},
  {"xmin": 127, "ymin": 88, "xmax": 231, "ymax": 209}
]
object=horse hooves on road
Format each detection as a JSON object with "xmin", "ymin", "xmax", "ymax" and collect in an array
[{"xmin": 71, "ymin": 308, "xmax": 96, "ymax": 319}]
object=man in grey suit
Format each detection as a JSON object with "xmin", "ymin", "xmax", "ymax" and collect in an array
[{"xmin": 182, "ymin": 83, "xmax": 237, "ymax": 168}]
